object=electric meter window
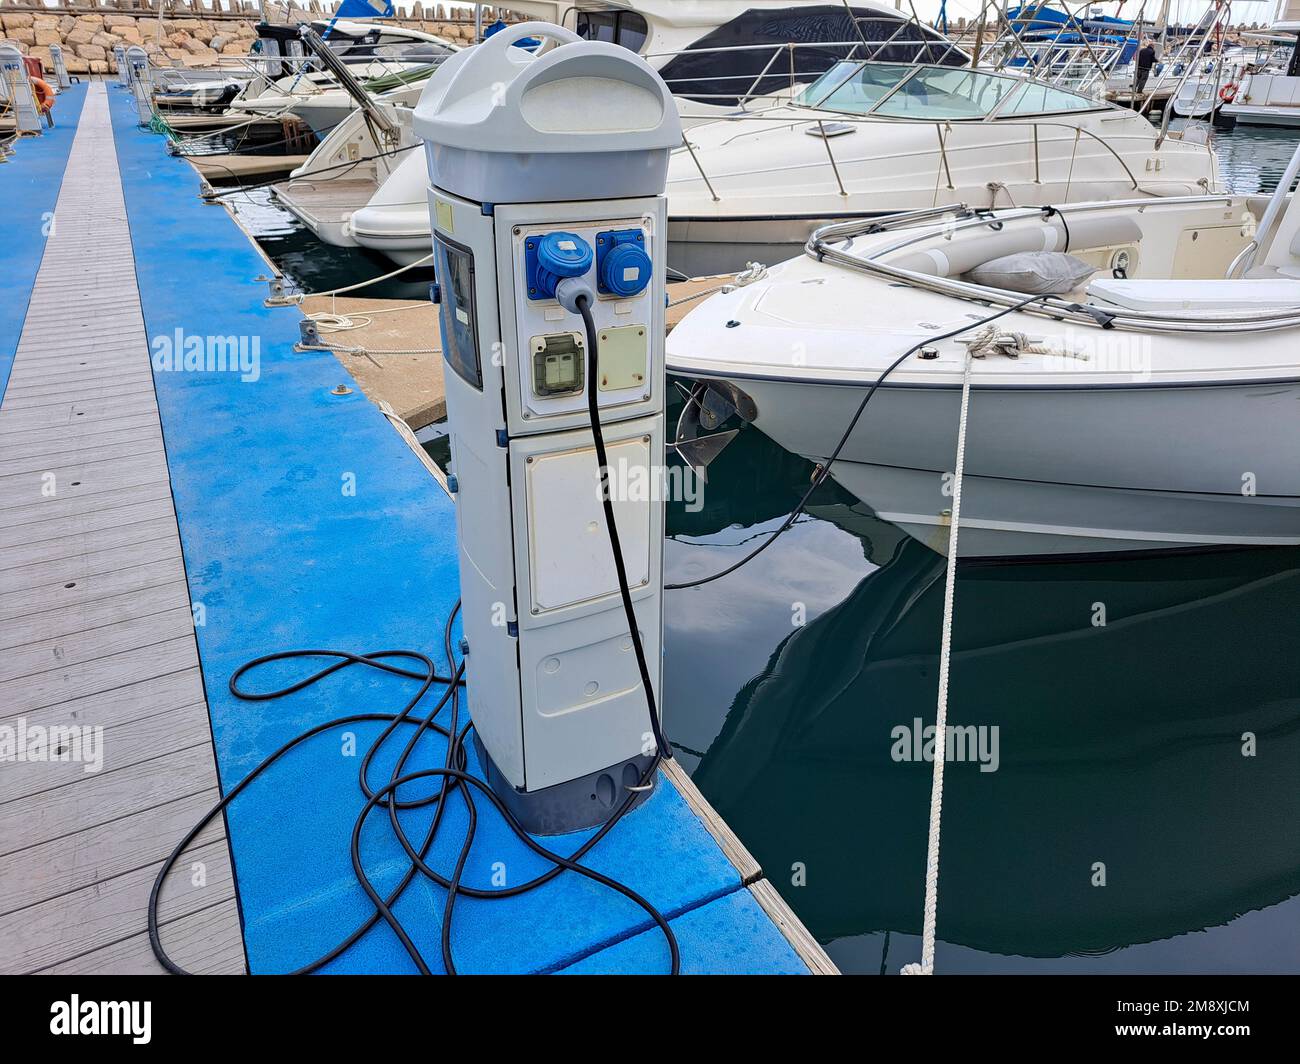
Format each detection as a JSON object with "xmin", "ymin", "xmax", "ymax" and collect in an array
[{"xmin": 434, "ymin": 235, "xmax": 482, "ymax": 390}]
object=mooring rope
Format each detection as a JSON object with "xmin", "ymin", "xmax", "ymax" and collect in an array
[
  {"xmin": 269, "ymin": 252, "xmax": 434, "ymax": 306},
  {"xmin": 900, "ymin": 347, "xmax": 974, "ymax": 977}
]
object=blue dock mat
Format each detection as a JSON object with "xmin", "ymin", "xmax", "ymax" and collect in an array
[
  {"xmin": 559, "ymin": 889, "xmax": 809, "ymax": 975},
  {"xmin": 0, "ymin": 82, "xmax": 87, "ymax": 400},
  {"xmin": 105, "ymin": 88, "xmax": 801, "ymax": 974}
]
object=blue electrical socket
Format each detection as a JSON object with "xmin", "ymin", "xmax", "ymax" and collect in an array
[{"xmin": 595, "ymin": 228, "xmax": 650, "ymax": 296}]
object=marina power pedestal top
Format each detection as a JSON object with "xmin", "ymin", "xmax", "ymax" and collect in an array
[{"xmin": 413, "ymin": 22, "xmax": 681, "ymax": 834}]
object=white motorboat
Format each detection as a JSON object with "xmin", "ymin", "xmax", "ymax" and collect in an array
[
  {"xmin": 1168, "ymin": 48, "xmax": 1252, "ymax": 119},
  {"xmin": 272, "ymin": 81, "xmax": 424, "ymax": 249},
  {"xmin": 665, "ymin": 144, "xmax": 1300, "ymax": 559},
  {"xmin": 1220, "ymin": 20, "xmax": 1300, "ymax": 127},
  {"xmin": 214, "ymin": 20, "xmax": 455, "ymax": 133},
  {"xmin": 343, "ymin": 40, "xmax": 1218, "ymax": 275},
  {"xmin": 336, "ymin": 1, "xmax": 966, "ymax": 265},
  {"xmin": 664, "ymin": 60, "xmax": 1219, "ymax": 275}
]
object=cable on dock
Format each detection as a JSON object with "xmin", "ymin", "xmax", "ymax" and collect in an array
[
  {"xmin": 149, "ymin": 288, "xmax": 678, "ymax": 977},
  {"xmin": 149, "ymin": 606, "xmax": 679, "ymax": 975}
]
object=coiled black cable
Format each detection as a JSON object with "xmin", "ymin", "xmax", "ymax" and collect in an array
[{"xmin": 149, "ymin": 302, "xmax": 681, "ymax": 974}]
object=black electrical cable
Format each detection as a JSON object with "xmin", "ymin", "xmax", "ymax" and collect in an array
[
  {"xmin": 666, "ymin": 292, "xmax": 1049, "ymax": 591},
  {"xmin": 576, "ymin": 293, "xmax": 671, "ymax": 764},
  {"xmin": 148, "ymin": 303, "xmax": 683, "ymax": 976}
]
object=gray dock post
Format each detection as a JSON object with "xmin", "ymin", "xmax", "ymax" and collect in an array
[
  {"xmin": 49, "ymin": 44, "xmax": 71, "ymax": 90},
  {"xmin": 114, "ymin": 45, "xmax": 129, "ymax": 87},
  {"xmin": 126, "ymin": 46, "xmax": 153, "ymax": 124},
  {"xmin": 0, "ymin": 44, "xmax": 42, "ymax": 135}
]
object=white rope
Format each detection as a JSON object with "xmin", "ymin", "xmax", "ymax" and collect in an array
[
  {"xmin": 959, "ymin": 325, "xmax": 1088, "ymax": 361},
  {"xmin": 666, "ymin": 261, "xmax": 769, "ymax": 308},
  {"xmin": 269, "ymin": 253, "xmax": 434, "ymax": 305},
  {"xmin": 309, "ymin": 302, "xmax": 426, "ymax": 332},
  {"xmin": 900, "ymin": 348, "xmax": 974, "ymax": 977}
]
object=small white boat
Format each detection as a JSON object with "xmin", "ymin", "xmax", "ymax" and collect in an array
[
  {"xmin": 1220, "ymin": 21, "xmax": 1300, "ymax": 127},
  {"xmin": 665, "ymin": 146, "xmax": 1300, "ymax": 559},
  {"xmin": 208, "ymin": 20, "xmax": 455, "ymax": 133}
]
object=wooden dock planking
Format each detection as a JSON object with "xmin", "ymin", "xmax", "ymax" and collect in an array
[{"xmin": 0, "ymin": 84, "xmax": 245, "ymax": 975}]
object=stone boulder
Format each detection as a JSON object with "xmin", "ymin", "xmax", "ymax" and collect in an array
[
  {"xmin": 0, "ymin": 13, "xmax": 35, "ymax": 32},
  {"xmin": 76, "ymin": 43, "xmax": 108, "ymax": 61}
]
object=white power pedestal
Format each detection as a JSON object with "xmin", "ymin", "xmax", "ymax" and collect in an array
[{"xmin": 414, "ymin": 23, "xmax": 682, "ymax": 834}]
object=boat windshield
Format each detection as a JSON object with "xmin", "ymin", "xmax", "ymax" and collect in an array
[
  {"xmin": 799, "ymin": 61, "xmax": 1102, "ymax": 119},
  {"xmin": 797, "ymin": 62, "xmax": 914, "ymax": 111}
]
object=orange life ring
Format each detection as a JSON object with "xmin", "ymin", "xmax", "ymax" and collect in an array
[
  {"xmin": 1219, "ymin": 81, "xmax": 1238, "ymax": 103},
  {"xmin": 31, "ymin": 77, "xmax": 55, "ymax": 113}
]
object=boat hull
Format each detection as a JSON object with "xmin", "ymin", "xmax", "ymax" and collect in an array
[
  {"xmin": 672, "ymin": 372, "xmax": 1300, "ymax": 558},
  {"xmin": 1220, "ymin": 104, "xmax": 1300, "ymax": 127}
]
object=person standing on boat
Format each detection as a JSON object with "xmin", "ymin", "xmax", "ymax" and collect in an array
[{"xmin": 1134, "ymin": 38, "xmax": 1158, "ymax": 95}]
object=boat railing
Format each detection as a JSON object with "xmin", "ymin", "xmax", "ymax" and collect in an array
[
  {"xmin": 676, "ymin": 110, "xmax": 1150, "ymax": 204},
  {"xmin": 1129, "ymin": 2, "xmax": 1231, "ymax": 118},
  {"xmin": 1149, "ymin": 3, "xmax": 1235, "ymax": 148},
  {"xmin": 638, "ymin": 37, "xmax": 969, "ymax": 108},
  {"xmin": 806, "ymin": 197, "xmax": 1300, "ymax": 333}
]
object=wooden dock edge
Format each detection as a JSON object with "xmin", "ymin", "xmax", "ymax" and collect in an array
[
  {"xmin": 658, "ymin": 758, "xmax": 839, "ymax": 974},
  {"xmin": 748, "ymin": 879, "xmax": 840, "ymax": 975},
  {"xmin": 658, "ymin": 756, "xmax": 760, "ymax": 882}
]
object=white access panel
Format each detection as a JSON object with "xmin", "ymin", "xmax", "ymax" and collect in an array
[
  {"xmin": 508, "ymin": 415, "xmax": 665, "ymax": 790},
  {"xmin": 526, "ymin": 435, "xmax": 651, "ymax": 612}
]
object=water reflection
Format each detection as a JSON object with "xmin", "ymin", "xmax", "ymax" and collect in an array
[
  {"xmin": 225, "ymin": 188, "xmax": 434, "ymax": 300},
  {"xmin": 664, "ymin": 417, "xmax": 1300, "ymax": 973}
]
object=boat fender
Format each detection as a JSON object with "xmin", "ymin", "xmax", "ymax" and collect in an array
[
  {"xmin": 1040, "ymin": 206, "xmax": 1071, "ymax": 252},
  {"xmin": 32, "ymin": 77, "xmax": 55, "ymax": 113}
]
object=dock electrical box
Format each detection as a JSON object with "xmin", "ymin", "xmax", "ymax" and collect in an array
[{"xmin": 413, "ymin": 22, "xmax": 682, "ymax": 834}]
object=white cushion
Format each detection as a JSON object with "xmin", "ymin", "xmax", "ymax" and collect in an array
[{"xmin": 1089, "ymin": 277, "xmax": 1300, "ymax": 311}]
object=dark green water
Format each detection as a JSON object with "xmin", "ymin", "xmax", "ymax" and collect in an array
[
  {"xmin": 662, "ymin": 123, "xmax": 1300, "ymax": 972},
  {"xmin": 663, "ymin": 420, "xmax": 1300, "ymax": 973},
  {"xmin": 225, "ymin": 187, "xmax": 434, "ymax": 300},
  {"xmin": 236, "ymin": 118, "xmax": 1300, "ymax": 973}
]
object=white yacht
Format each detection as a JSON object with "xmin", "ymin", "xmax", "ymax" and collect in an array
[
  {"xmin": 664, "ymin": 60, "xmax": 1219, "ymax": 275},
  {"xmin": 339, "ymin": 30, "xmax": 1217, "ymax": 274},
  {"xmin": 665, "ymin": 145, "xmax": 1300, "ymax": 559},
  {"xmin": 1220, "ymin": 20, "xmax": 1300, "ymax": 127},
  {"xmin": 218, "ymin": 20, "xmax": 456, "ymax": 133},
  {"xmin": 278, "ymin": 1, "xmax": 962, "ymax": 260}
]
